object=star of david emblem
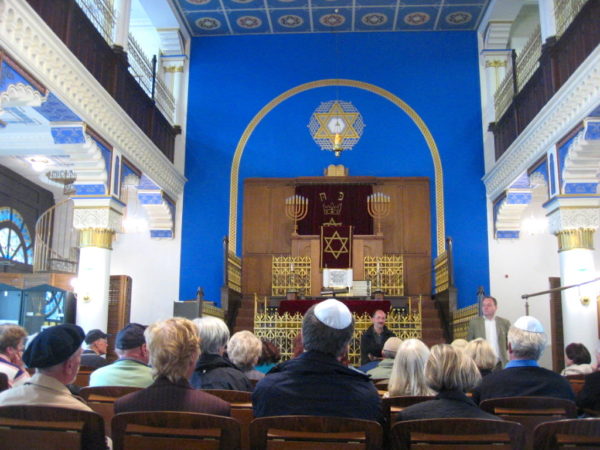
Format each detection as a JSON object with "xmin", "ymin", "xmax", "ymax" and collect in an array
[
  {"xmin": 323, "ymin": 231, "xmax": 349, "ymax": 259},
  {"xmin": 314, "ymin": 102, "xmax": 360, "ymax": 141}
]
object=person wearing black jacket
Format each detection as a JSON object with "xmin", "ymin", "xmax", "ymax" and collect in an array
[
  {"xmin": 190, "ymin": 316, "xmax": 252, "ymax": 391},
  {"xmin": 360, "ymin": 309, "xmax": 395, "ymax": 366}
]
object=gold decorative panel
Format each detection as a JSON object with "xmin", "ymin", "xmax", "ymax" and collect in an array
[
  {"xmin": 451, "ymin": 304, "xmax": 479, "ymax": 340},
  {"xmin": 227, "ymin": 251, "xmax": 242, "ymax": 293},
  {"xmin": 434, "ymin": 251, "xmax": 449, "ymax": 293},
  {"xmin": 254, "ymin": 295, "xmax": 421, "ymax": 366},
  {"xmin": 272, "ymin": 256, "xmax": 311, "ymax": 296},
  {"xmin": 364, "ymin": 255, "xmax": 404, "ymax": 296}
]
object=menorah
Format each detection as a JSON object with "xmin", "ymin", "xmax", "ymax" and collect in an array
[
  {"xmin": 367, "ymin": 192, "xmax": 391, "ymax": 235},
  {"xmin": 285, "ymin": 195, "xmax": 308, "ymax": 235}
]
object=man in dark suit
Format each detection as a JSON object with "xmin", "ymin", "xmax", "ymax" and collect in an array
[
  {"xmin": 467, "ymin": 296, "xmax": 510, "ymax": 367},
  {"xmin": 474, "ymin": 315, "xmax": 574, "ymax": 404},
  {"xmin": 253, "ymin": 299, "xmax": 383, "ymax": 423},
  {"xmin": 360, "ymin": 309, "xmax": 395, "ymax": 366}
]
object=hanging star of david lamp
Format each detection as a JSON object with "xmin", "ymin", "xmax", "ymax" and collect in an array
[{"xmin": 308, "ymin": 100, "xmax": 365, "ymax": 157}]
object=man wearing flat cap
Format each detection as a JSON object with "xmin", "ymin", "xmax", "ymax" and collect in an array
[
  {"xmin": 473, "ymin": 316, "xmax": 574, "ymax": 403},
  {"xmin": 0, "ymin": 323, "xmax": 92, "ymax": 411},
  {"xmin": 253, "ymin": 299, "xmax": 383, "ymax": 422},
  {"xmin": 89, "ymin": 323, "xmax": 153, "ymax": 388},
  {"xmin": 81, "ymin": 329, "xmax": 110, "ymax": 369}
]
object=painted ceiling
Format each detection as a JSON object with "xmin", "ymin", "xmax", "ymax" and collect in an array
[{"xmin": 172, "ymin": 0, "xmax": 491, "ymax": 36}]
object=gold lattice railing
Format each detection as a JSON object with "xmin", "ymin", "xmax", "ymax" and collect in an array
[
  {"xmin": 433, "ymin": 251, "xmax": 449, "ymax": 294},
  {"xmin": 494, "ymin": 68, "xmax": 514, "ymax": 120},
  {"xmin": 516, "ymin": 25, "xmax": 542, "ymax": 91},
  {"xmin": 271, "ymin": 256, "xmax": 311, "ymax": 296},
  {"xmin": 364, "ymin": 255, "xmax": 404, "ymax": 296},
  {"xmin": 555, "ymin": 0, "xmax": 589, "ymax": 37},
  {"xmin": 254, "ymin": 295, "xmax": 422, "ymax": 366},
  {"xmin": 451, "ymin": 304, "xmax": 479, "ymax": 340},
  {"xmin": 227, "ymin": 251, "xmax": 242, "ymax": 293}
]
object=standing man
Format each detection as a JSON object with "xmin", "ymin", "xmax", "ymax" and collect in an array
[
  {"xmin": 360, "ymin": 309, "xmax": 395, "ymax": 366},
  {"xmin": 467, "ymin": 296, "xmax": 510, "ymax": 367},
  {"xmin": 81, "ymin": 329, "xmax": 109, "ymax": 368}
]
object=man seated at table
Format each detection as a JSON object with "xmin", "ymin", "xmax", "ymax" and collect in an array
[
  {"xmin": 360, "ymin": 309, "xmax": 395, "ymax": 366},
  {"xmin": 89, "ymin": 323, "xmax": 153, "ymax": 388},
  {"xmin": 0, "ymin": 323, "xmax": 92, "ymax": 411},
  {"xmin": 253, "ymin": 299, "xmax": 383, "ymax": 422},
  {"xmin": 473, "ymin": 315, "xmax": 574, "ymax": 403}
]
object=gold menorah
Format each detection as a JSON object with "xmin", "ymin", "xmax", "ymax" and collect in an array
[
  {"xmin": 367, "ymin": 192, "xmax": 391, "ymax": 235},
  {"xmin": 285, "ymin": 195, "xmax": 308, "ymax": 235}
]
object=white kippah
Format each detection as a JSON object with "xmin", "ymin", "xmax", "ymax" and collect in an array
[
  {"xmin": 314, "ymin": 299, "xmax": 352, "ymax": 330},
  {"xmin": 514, "ymin": 316, "xmax": 545, "ymax": 333}
]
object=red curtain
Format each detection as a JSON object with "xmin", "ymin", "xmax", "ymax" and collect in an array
[
  {"xmin": 296, "ymin": 184, "xmax": 373, "ymax": 235},
  {"xmin": 320, "ymin": 225, "xmax": 352, "ymax": 269}
]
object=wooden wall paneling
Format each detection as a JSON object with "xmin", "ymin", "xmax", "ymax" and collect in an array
[
  {"xmin": 241, "ymin": 255, "xmax": 272, "ymax": 296},
  {"xmin": 269, "ymin": 182, "xmax": 295, "ymax": 254},
  {"xmin": 403, "ymin": 254, "xmax": 431, "ymax": 296},
  {"xmin": 243, "ymin": 182, "xmax": 273, "ymax": 255},
  {"xmin": 400, "ymin": 179, "xmax": 431, "ymax": 255}
]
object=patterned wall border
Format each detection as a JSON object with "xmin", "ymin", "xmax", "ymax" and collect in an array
[
  {"xmin": 228, "ymin": 78, "xmax": 446, "ymax": 256},
  {"xmin": 0, "ymin": 0, "xmax": 186, "ymax": 200}
]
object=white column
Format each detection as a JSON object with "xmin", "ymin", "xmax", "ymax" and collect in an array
[
  {"xmin": 113, "ymin": 0, "xmax": 132, "ymax": 51},
  {"xmin": 76, "ymin": 242, "xmax": 113, "ymax": 332},
  {"xmin": 72, "ymin": 198, "xmax": 124, "ymax": 333},
  {"xmin": 547, "ymin": 198, "xmax": 600, "ymax": 362},
  {"xmin": 538, "ymin": 0, "xmax": 557, "ymax": 42}
]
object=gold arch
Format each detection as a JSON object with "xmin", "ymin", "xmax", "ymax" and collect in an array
[{"xmin": 228, "ymin": 79, "xmax": 445, "ymax": 256}]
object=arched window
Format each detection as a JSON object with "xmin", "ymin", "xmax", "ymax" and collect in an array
[{"xmin": 0, "ymin": 207, "xmax": 33, "ymax": 265}]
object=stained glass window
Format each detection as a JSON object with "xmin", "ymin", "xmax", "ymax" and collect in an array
[{"xmin": 0, "ymin": 207, "xmax": 33, "ymax": 265}]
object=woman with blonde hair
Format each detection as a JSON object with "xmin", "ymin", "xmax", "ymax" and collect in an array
[
  {"xmin": 397, "ymin": 344, "xmax": 499, "ymax": 421},
  {"xmin": 387, "ymin": 338, "xmax": 433, "ymax": 397},
  {"xmin": 115, "ymin": 317, "xmax": 230, "ymax": 415},
  {"xmin": 464, "ymin": 338, "xmax": 497, "ymax": 377}
]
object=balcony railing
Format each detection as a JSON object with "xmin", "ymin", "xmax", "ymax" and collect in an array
[
  {"xmin": 490, "ymin": 0, "xmax": 600, "ymax": 160},
  {"xmin": 555, "ymin": 0, "xmax": 589, "ymax": 38},
  {"xmin": 25, "ymin": 0, "xmax": 178, "ymax": 161},
  {"xmin": 75, "ymin": 0, "xmax": 115, "ymax": 46}
]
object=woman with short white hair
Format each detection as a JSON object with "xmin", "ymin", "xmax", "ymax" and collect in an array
[{"xmin": 228, "ymin": 330, "xmax": 264, "ymax": 381}]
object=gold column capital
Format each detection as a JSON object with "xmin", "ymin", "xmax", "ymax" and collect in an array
[
  {"xmin": 555, "ymin": 228, "xmax": 595, "ymax": 252},
  {"xmin": 79, "ymin": 228, "xmax": 116, "ymax": 250}
]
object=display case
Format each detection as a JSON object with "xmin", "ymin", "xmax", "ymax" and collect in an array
[
  {"xmin": 21, "ymin": 284, "xmax": 76, "ymax": 334},
  {"xmin": 0, "ymin": 282, "xmax": 23, "ymax": 324}
]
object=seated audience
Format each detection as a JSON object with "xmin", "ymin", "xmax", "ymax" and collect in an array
[
  {"xmin": 228, "ymin": 330, "xmax": 264, "ymax": 381},
  {"xmin": 115, "ymin": 317, "xmax": 230, "ymax": 415},
  {"xmin": 255, "ymin": 339, "xmax": 280, "ymax": 374},
  {"xmin": 253, "ymin": 299, "xmax": 383, "ymax": 422},
  {"xmin": 190, "ymin": 316, "xmax": 252, "ymax": 391},
  {"xmin": 81, "ymin": 329, "xmax": 110, "ymax": 369},
  {"xmin": 291, "ymin": 333, "xmax": 303, "ymax": 358},
  {"xmin": 0, "ymin": 324, "xmax": 91, "ymax": 411},
  {"xmin": 367, "ymin": 337, "xmax": 402, "ymax": 379},
  {"xmin": 89, "ymin": 323, "xmax": 153, "ymax": 388},
  {"xmin": 474, "ymin": 316, "xmax": 574, "ymax": 403},
  {"xmin": 360, "ymin": 309, "xmax": 395, "ymax": 366},
  {"xmin": 464, "ymin": 338, "xmax": 497, "ymax": 377},
  {"xmin": 0, "ymin": 324, "xmax": 30, "ymax": 387},
  {"xmin": 387, "ymin": 338, "xmax": 433, "ymax": 397},
  {"xmin": 561, "ymin": 342, "xmax": 593, "ymax": 376},
  {"xmin": 576, "ymin": 346, "xmax": 600, "ymax": 412},
  {"xmin": 398, "ymin": 344, "xmax": 499, "ymax": 421}
]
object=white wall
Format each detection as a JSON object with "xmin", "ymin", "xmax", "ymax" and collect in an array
[
  {"xmin": 110, "ymin": 196, "xmax": 183, "ymax": 325},
  {"xmin": 487, "ymin": 197, "xmax": 600, "ymax": 369}
]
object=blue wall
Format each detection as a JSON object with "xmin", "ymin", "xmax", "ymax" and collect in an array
[{"xmin": 181, "ymin": 31, "xmax": 489, "ymax": 308}]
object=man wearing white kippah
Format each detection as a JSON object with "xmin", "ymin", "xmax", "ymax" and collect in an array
[
  {"xmin": 473, "ymin": 316, "xmax": 574, "ymax": 404},
  {"xmin": 252, "ymin": 299, "xmax": 383, "ymax": 423}
]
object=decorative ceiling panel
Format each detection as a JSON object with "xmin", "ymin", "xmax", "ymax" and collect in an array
[{"xmin": 174, "ymin": 0, "xmax": 490, "ymax": 36}]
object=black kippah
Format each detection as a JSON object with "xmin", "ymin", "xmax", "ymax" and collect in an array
[{"xmin": 23, "ymin": 324, "xmax": 85, "ymax": 369}]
